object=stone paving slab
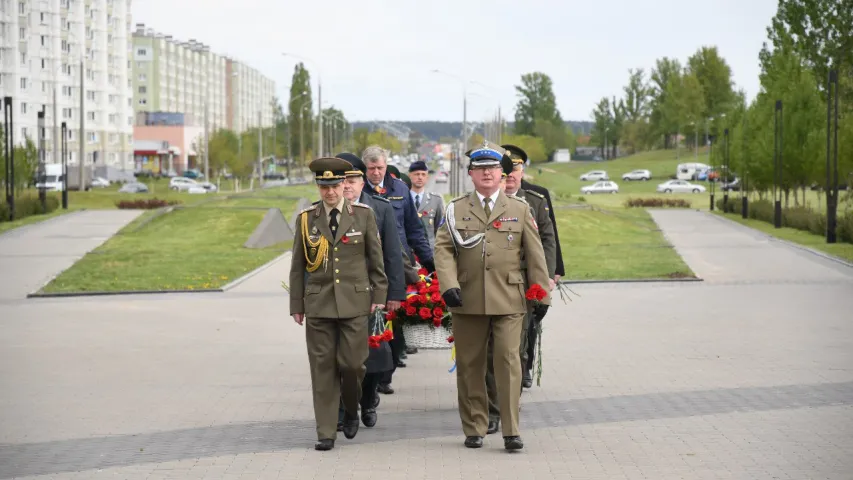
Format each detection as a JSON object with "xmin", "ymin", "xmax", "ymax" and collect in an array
[{"xmin": 0, "ymin": 210, "xmax": 142, "ymax": 300}]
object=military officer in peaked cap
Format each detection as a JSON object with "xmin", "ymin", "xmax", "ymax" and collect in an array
[
  {"xmin": 434, "ymin": 141, "xmax": 551, "ymax": 451},
  {"xmin": 408, "ymin": 160, "xmax": 445, "ymax": 252},
  {"xmin": 502, "ymin": 144, "xmax": 562, "ymax": 388},
  {"xmin": 289, "ymin": 156, "xmax": 388, "ymax": 451}
]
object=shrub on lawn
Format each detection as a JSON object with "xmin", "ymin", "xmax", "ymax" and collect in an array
[
  {"xmin": 0, "ymin": 195, "xmax": 60, "ymax": 223},
  {"xmin": 115, "ymin": 198, "xmax": 181, "ymax": 210},
  {"xmin": 624, "ymin": 197, "xmax": 692, "ymax": 208},
  {"xmin": 718, "ymin": 197, "xmax": 853, "ymax": 244}
]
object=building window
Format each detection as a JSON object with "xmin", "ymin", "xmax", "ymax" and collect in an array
[
  {"xmin": 138, "ymin": 86, "xmax": 146, "ymax": 94},
  {"xmin": 86, "ymin": 91, "xmax": 95, "ymax": 101},
  {"xmin": 22, "ymin": 127, "xmax": 28, "ymax": 139},
  {"xmin": 87, "ymin": 112, "xmax": 95, "ymax": 121},
  {"xmin": 41, "ymin": 35, "xmax": 46, "ymax": 46},
  {"xmin": 20, "ymin": 52, "xmax": 25, "ymax": 65},
  {"xmin": 19, "ymin": 2, "xmax": 25, "ymax": 14},
  {"xmin": 88, "ymin": 132, "xmax": 96, "ymax": 143},
  {"xmin": 137, "ymin": 48, "xmax": 146, "ymax": 56},
  {"xmin": 63, "ymin": 108, "xmax": 72, "ymax": 118},
  {"xmin": 20, "ymin": 77, "xmax": 26, "ymax": 89},
  {"xmin": 20, "ymin": 102, "xmax": 27, "ymax": 114},
  {"xmin": 41, "ymin": 58, "xmax": 46, "ymax": 69},
  {"xmin": 67, "ymin": 129, "xmax": 74, "ymax": 139},
  {"xmin": 139, "ymin": 73, "xmax": 146, "ymax": 81},
  {"xmin": 138, "ymin": 99, "xmax": 147, "ymax": 105},
  {"xmin": 40, "ymin": 12, "xmax": 46, "ymax": 24}
]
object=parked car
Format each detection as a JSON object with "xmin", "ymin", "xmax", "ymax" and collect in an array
[
  {"xmin": 182, "ymin": 169, "xmax": 204, "ymax": 179},
  {"xmin": 435, "ymin": 170, "xmax": 449, "ymax": 183},
  {"xmin": 118, "ymin": 182, "xmax": 149, "ymax": 193},
  {"xmin": 622, "ymin": 169, "xmax": 651, "ymax": 181},
  {"xmin": 169, "ymin": 177, "xmax": 198, "ymax": 192},
  {"xmin": 721, "ymin": 178, "xmax": 741, "ymax": 191},
  {"xmin": 91, "ymin": 177, "xmax": 110, "ymax": 188},
  {"xmin": 187, "ymin": 182, "xmax": 218, "ymax": 194},
  {"xmin": 580, "ymin": 170, "xmax": 609, "ymax": 181},
  {"xmin": 581, "ymin": 181, "xmax": 619, "ymax": 194},
  {"xmin": 657, "ymin": 180, "xmax": 706, "ymax": 193}
]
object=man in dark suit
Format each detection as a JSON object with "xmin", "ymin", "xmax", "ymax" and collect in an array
[{"xmin": 503, "ymin": 144, "xmax": 565, "ymax": 381}]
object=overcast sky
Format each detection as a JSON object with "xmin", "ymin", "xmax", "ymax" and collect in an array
[{"xmin": 132, "ymin": 0, "xmax": 778, "ymax": 123}]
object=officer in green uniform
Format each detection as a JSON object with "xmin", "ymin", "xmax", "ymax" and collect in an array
[
  {"xmin": 289, "ymin": 157, "xmax": 388, "ymax": 451},
  {"xmin": 434, "ymin": 141, "xmax": 551, "ymax": 451}
]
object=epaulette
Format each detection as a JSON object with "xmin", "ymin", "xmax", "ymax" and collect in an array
[
  {"xmin": 524, "ymin": 189, "xmax": 545, "ymax": 199},
  {"xmin": 371, "ymin": 196, "xmax": 391, "ymax": 204},
  {"xmin": 351, "ymin": 202, "xmax": 370, "ymax": 208},
  {"xmin": 508, "ymin": 195, "xmax": 529, "ymax": 205},
  {"xmin": 300, "ymin": 204, "xmax": 318, "ymax": 215},
  {"xmin": 449, "ymin": 192, "xmax": 471, "ymax": 204}
]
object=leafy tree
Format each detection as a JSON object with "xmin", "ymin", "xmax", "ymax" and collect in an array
[
  {"xmin": 207, "ymin": 128, "xmax": 239, "ymax": 176},
  {"xmin": 534, "ymin": 119, "xmax": 575, "ymax": 155},
  {"xmin": 649, "ymin": 57, "xmax": 683, "ymax": 148},
  {"xmin": 501, "ymin": 134, "xmax": 546, "ymax": 163},
  {"xmin": 623, "ymin": 68, "xmax": 651, "ymax": 122},
  {"xmin": 353, "ymin": 128, "xmax": 371, "ymax": 155},
  {"xmin": 513, "ymin": 72, "xmax": 563, "ymax": 135},
  {"xmin": 288, "ymin": 63, "xmax": 314, "ymax": 162},
  {"xmin": 687, "ymin": 46, "xmax": 737, "ymax": 120}
]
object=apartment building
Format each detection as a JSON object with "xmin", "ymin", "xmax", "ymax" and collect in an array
[
  {"xmin": 0, "ymin": 0, "xmax": 133, "ymax": 168},
  {"xmin": 131, "ymin": 24, "xmax": 275, "ymax": 134}
]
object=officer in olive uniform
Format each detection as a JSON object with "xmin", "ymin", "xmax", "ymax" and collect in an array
[
  {"xmin": 503, "ymin": 144, "xmax": 562, "ymax": 387},
  {"xmin": 289, "ymin": 157, "xmax": 388, "ymax": 451},
  {"xmin": 408, "ymin": 160, "xmax": 445, "ymax": 251},
  {"xmin": 434, "ymin": 141, "xmax": 551, "ymax": 451}
]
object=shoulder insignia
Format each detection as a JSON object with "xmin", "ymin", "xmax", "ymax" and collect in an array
[
  {"xmin": 351, "ymin": 202, "xmax": 371, "ymax": 208},
  {"xmin": 449, "ymin": 193, "xmax": 471, "ymax": 204},
  {"xmin": 299, "ymin": 204, "xmax": 318, "ymax": 215},
  {"xmin": 508, "ymin": 195, "xmax": 529, "ymax": 205},
  {"xmin": 372, "ymin": 196, "xmax": 390, "ymax": 204},
  {"xmin": 524, "ymin": 189, "xmax": 545, "ymax": 199},
  {"xmin": 346, "ymin": 203, "xmax": 353, "ymax": 215}
]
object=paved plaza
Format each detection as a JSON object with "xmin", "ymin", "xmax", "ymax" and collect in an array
[{"xmin": 0, "ymin": 208, "xmax": 852, "ymax": 479}]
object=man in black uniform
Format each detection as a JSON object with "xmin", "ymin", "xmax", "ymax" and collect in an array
[{"xmin": 502, "ymin": 144, "xmax": 565, "ymax": 384}]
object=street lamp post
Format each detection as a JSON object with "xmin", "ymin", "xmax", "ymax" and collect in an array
[
  {"xmin": 430, "ymin": 69, "xmax": 469, "ymax": 196},
  {"xmin": 826, "ymin": 69, "xmax": 839, "ymax": 243},
  {"xmin": 61, "ymin": 121, "xmax": 68, "ymax": 209},
  {"xmin": 300, "ymin": 104, "xmax": 310, "ymax": 173},
  {"xmin": 773, "ymin": 100, "xmax": 783, "ymax": 228},
  {"xmin": 722, "ymin": 127, "xmax": 729, "ymax": 210},
  {"xmin": 285, "ymin": 91, "xmax": 308, "ymax": 181},
  {"xmin": 282, "ymin": 53, "xmax": 324, "ymax": 157}
]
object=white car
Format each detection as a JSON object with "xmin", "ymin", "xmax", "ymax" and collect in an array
[
  {"xmin": 580, "ymin": 170, "xmax": 609, "ymax": 181},
  {"xmin": 169, "ymin": 177, "xmax": 198, "ymax": 192},
  {"xmin": 435, "ymin": 171, "xmax": 449, "ymax": 183},
  {"xmin": 581, "ymin": 181, "xmax": 619, "ymax": 194},
  {"xmin": 657, "ymin": 180, "xmax": 706, "ymax": 193},
  {"xmin": 187, "ymin": 182, "xmax": 218, "ymax": 194},
  {"xmin": 91, "ymin": 177, "xmax": 110, "ymax": 188},
  {"xmin": 622, "ymin": 169, "xmax": 651, "ymax": 181}
]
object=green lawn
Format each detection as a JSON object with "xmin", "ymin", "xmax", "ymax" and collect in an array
[
  {"xmin": 714, "ymin": 211, "xmax": 853, "ymax": 262},
  {"xmin": 0, "ymin": 208, "xmax": 72, "ymax": 235},
  {"xmin": 557, "ymin": 206, "xmax": 695, "ymax": 280}
]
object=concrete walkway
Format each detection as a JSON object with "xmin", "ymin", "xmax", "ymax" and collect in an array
[
  {"xmin": 648, "ymin": 209, "xmax": 853, "ymax": 283},
  {"xmin": 0, "ymin": 210, "xmax": 142, "ymax": 300}
]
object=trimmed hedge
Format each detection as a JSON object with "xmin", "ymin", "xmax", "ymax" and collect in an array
[
  {"xmin": 717, "ymin": 197, "xmax": 853, "ymax": 243},
  {"xmin": 115, "ymin": 198, "xmax": 181, "ymax": 210},
  {"xmin": 0, "ymin": 195, "xmax": 60, "ymax": 223},
  {"xmin": 624, "ymin": 197, "xmax": 692, "ymax": 208}
]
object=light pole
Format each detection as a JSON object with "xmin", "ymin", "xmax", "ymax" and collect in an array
[
  {"xmin": 826, "ymin": 69, "xmax": 840, "ymax": 243},
  {"xmin": 604, "ymin": 127, "xmax": 609, "ymax": 160},
  {"xmin": 300, "ymin": 104, "xmax": 310, "ymax": 173},
  {"xmin": 773, "ymin": 100, "xmax": 783, "ymax": 228},
  {"xmin": 282, "ymin": 53, "xmax": 324, "ymax": 156},
  {"xmin": 431, "ymin": 69, "xmax": 468, "ymax": 196},
  {"xmin": 470, "ymin": 80, "xmax": 502, "ymax": 143},
  {"xmin": 285, "ymin": 91, "xmax": 308, "ymax": 181},
  {"xmin": 689, "ymin": 121, "xmax": 698, "ymax": 160}
]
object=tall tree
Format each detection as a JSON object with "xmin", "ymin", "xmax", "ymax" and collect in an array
[
  {"xmin": 623, "ymin": 68, "xmax": 651, "ymax": 122},
  {"xmin": 687, "ymin": 46, "xmax": 737, "ymax": 120},
  {"xmin": 590, "ymin": 97, "xmax": 612, "ymax": 157},
  {"xmin": 649, "ymin": 57, "xmax": 683, "ymax": 148},
  {"xmin": 514, "ymin": 72, "xmax": 563, "ymax": 136},
  {"xmin": 673, "ymin": 72, "xmax": 706, "ymax": 148},
  {"xmin": 288, "ymin": 63, "xmax": 314, "ymax": 165},
  {"xmin": 271, "ymin": 97, "xmax": 285, "ymax": 159}
]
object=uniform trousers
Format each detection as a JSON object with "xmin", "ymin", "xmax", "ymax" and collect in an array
[
  {"xmin": 306, "ymin": 315, "xmax": 368, "ymax": 441},
  {"xmin": 486, "ymin": 306, "xmax": 532, "ymax": 420},
  {"xmin": 453, "ymin": 312, "xmax": 524, "ymax": 437}
]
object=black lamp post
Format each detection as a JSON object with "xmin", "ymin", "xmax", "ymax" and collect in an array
[
  {"xmin": 709, "ymin": 129, "xmax": 715, "ymax": 211},
  {"xmin": 61, "ymin": 122, "xmax": 68, "ymax": 209},
  {"xmin": 773, "ymin": 100, "xmax": 783, "ymax": 229},
  {"xmin": 3, "ymin": 96, "xmax": 15, "ymax": 221},
  {"xmin": 723, "ymin": 127, "xmax": 729, "ymax": 210},
  {"xmin": 741, "ymin": 113, "xmax": 748, "ymax": 219},
  {"xmin": 826, "ymin": 69, "xmax": 839, "ymax": 243},
  {"xmin": 37, "ymin": 108, "xmax": 47, "ymax": 213}
]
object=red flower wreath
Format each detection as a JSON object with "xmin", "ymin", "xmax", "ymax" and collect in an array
[
  {"xmin": 525, "ymin": 284, "xmax": 548, "ymax": 302},
  {"xmin": 418, "ymin": 307, "xmax": 432, "ymax": 320}
]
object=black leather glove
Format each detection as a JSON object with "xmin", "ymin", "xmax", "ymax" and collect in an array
[
  {"xmin": 421, "ymin": 259, "xmax": 436, "ymax": 274},
  {"xmin": 442, "ymin": 288, "xmax": 463, "ymax": 308},
  {"xmin": 533, "ymin": 304, "xmax": 549, "ymax": 322}
]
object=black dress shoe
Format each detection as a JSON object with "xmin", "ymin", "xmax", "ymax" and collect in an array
[
  {"xmin": 400, "ymin": 352, "xmax": 408, "ymax": 360},
  {"xmin": 377, "ymin": 383, "xmax": 394, "ymax": 395},
  {"xmin": 504, "ymin": 436, "xmax": 523, "ymax": 451},
  {"xmin": 487, "ymin": 418, "xmax": 500, "ymax": 434},
  {"xmin": 464, "ymin": 436, "xmax": 483, "ymax": 448},
  {"xmin": 522, "ymin": 369, "xmax": 533, "ymax": 389},
  {"xmin": 372, "ymin": 394, "xmax": 380, "ymax": 408},
  {"xmin": 395, "ymin": 359, "xmax": 407, "ymax": 368},
  {"xmin": 361, "ymin": 408, "xmax": 377, "ymax": 427},
  {"xmin": 336, "ymin": 422, "xmax": 343, "ymax": 432},
  {"xmin": 406, "ymin": 346, "xmax": 419, "ymax": 354},
  {"xmin": 342, "ymin": 413, "xmax": 359, "ymax": 439},
  {"xmin": 315, "ymin": 439, "xmax": 335, "ymax": 451}
]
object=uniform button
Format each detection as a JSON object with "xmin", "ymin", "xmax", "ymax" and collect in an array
[
  {"xmin": 335, "ymin": 257, "xmax": 339, "ymax": 262},
  {"xmin": 487, "ymin": 240, "xmax": 491, "ymax": 243},
  {"xmin": 486, "ymin": 267, "xmax": 491, "ymax": 270},
  {"xmin": 335, "ymin": 269, "xmax": 340, "ymax": 273},
  {"xmin": 334, "ymin": 247, "xmax": 338, "ymax": 252},
  {"xmin": 487, "ymin": 253, "xmax": 492, "ymax": 256},
  {"xmin": 335, "ymin": 279, "xmax": 340, "ymax": 284}
]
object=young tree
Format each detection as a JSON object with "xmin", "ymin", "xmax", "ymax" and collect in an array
[
  {"xmin": 514, "ymin": 72, "xmax": 563, "ymax": 135},
  {"xmin": 288, "ymin": 63, "xmax": 314, "ymax": 159}
]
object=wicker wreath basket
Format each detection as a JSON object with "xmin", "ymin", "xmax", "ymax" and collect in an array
[{"xmin": 402, "ymin": 323, "xmax": 452, "ymax": 350}]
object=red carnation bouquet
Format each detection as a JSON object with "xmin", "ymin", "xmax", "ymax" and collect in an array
[
  {"xmin": 368, "ymin": 308, "xmax": 393, "ymax": 349},
  {"xmin": 386, "ymin": 269, "xmax": 451, "ymax": 330},
  {"xmin": 525, "ymin": 284, "xmax": 549, "ymax": 386}
]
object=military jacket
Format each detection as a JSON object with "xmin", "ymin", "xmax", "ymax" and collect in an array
[
  {"xmin": 434, "ymin": 191, "xmax": 551, "ymax": 316},
  {"xmin": 289, "ymin": 199, "xmax": 388, "ymax": 318},
  {"xmin": 514, "ymin": 188, "xmax": 557, "ymax": 278},
  {"xmin": 414, "ymin": 191, "xmax": 445, "ymax": 251}
]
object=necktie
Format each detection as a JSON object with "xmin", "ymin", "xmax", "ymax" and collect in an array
[
  {"xmin": 415, "ymin": 194, "xmax": 421, "ymax": 209},
  {"xmin": 483, "ymin": 197, "xmax": 492, "ymax": 217},
  {"xmin": 329, "ymin": 208, "xmax": 339, "ymax": 236}
]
